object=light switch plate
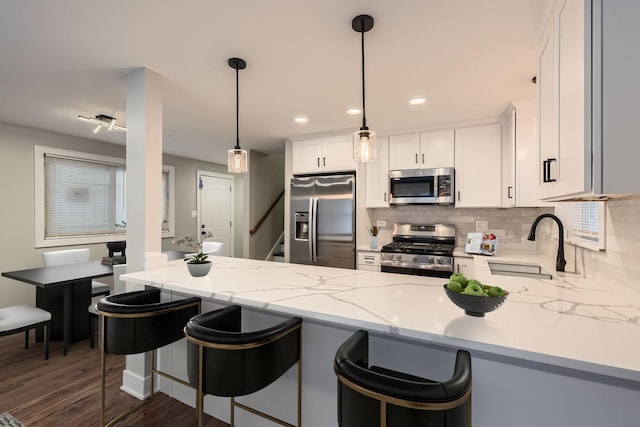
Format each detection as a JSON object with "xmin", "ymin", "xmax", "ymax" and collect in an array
[{"xmin": 191, "ymin": 210, "xmax": 197, "ymax": 218}]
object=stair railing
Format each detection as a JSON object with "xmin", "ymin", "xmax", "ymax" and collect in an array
[{"xmin": 249, "ymin": 190, "xmax": 284, "ymax": 236}]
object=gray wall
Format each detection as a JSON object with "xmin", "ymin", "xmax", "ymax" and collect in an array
[
  {"xmin": 0, "ymin": 121, "xmax": 243, "ymax": 307},
  {"xmin": 248, "ymin": 152, "xmax": 285, "ymax": 260}
]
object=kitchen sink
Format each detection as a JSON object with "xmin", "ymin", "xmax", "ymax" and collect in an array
[{"xmin": 488, "ymin": 262, "xmax": 554, "ymax": 280}]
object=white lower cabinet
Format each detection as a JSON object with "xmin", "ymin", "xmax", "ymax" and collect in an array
[
  {"xmin": 357, "ymin": 250, "xmax": 381, "ymax": 272},
  {"xmin": 454, "ymin": 124, "xmax": 502, "ymax": 207},
  {"xmin": 453, "ymin": 255, "xmax": 475, "ymax": 278}
]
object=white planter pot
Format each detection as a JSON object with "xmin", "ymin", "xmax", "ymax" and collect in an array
[{"xmin": 187, "ymin": 262, "xmax": 211, "ymax": 277}]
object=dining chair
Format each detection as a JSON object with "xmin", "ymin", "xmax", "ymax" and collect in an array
[
  {"xmin": 201, "ymin": 241, "xmax": 224, "ymax": 255},
  {"xmin": 0, "ymin": 305, "xmax": 51, "ymax": 359},
  {"xmin": 88, "ymin": 264, "xmax": 127, "ymax": 348},
  {"xmin": 42, "ymin": 248, "xmax": 111, "ymax": 297}
]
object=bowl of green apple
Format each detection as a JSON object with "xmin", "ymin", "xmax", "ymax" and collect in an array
[{"xmin": 444, "ymin": 273, "xmax": 508, "ymax": 317}]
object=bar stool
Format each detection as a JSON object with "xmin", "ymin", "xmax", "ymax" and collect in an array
[
  {"xmin": 97, "ymin": 288, "xmax": 201, "ymax": 427},
  {"xmin": 334, "ymin": 330, "xmax": 472, "ymax": 427},
  {"xmin": 184, "ymin": 305, "xmax": 302, "ymax": 427}
]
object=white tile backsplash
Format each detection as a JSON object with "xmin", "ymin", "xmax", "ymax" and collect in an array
[
  {"xmin": 367, "ymin": 205, "xmax": 553, "ymax": 254},
  {"xmin": 368, "ymin": 200, "xmax": 640, "ymax": 300}
]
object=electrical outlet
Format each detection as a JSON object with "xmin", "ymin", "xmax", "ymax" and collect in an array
[
  {"xmin": 476, "ymin": 220, "xmax": 488, "ymax": 232},
  {"xmin": 191, "ymin": 210, "xmax": 197, "ymax": 218},
  {"xmin": 376, "ymin": 220, "xmax": 386, "ymax": 227}
]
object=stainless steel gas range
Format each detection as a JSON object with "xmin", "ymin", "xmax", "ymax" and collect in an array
[{"xmin": 380, "ymin": 223, "xmax": 456, "ymax": 278}]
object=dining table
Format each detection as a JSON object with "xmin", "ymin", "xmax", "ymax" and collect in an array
[
  {"xmin": 2, "ymin": 250, "xmax": 189, "ymax": 355},
  {"xmin": 3, "ymin": 260, "xmax": 113, "ymax": 355}
]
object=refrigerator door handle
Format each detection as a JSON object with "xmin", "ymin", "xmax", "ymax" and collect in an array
[
  {"xmin": 308, "ymin": 197, "xmax": 314, "ymax": 263},
  {"xmin": 312, "ymin": 197, "xmax": 318, "ymax": 263}
]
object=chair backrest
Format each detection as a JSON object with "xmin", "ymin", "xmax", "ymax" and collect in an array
[
  {"xmin": 334, "ymin": 330, "xmax": 472, "ymax": 427},
  {"xmin": 98, "ymin": 289, "xmax": 201, "ymax": 355},
  {"xmin": 185, "ymin": 305, "xmax": 302, "ymax": 397},
  {"xmin": 202, "ymin": 241, "xmax": 223, "ymax": 255},
  {"xmin": 112, "ymin": 264, "xmax": 127, "ymax": 294},
  {"xmin": 42, "ymin": 248, "xmax": 90, "ymax": 266}
]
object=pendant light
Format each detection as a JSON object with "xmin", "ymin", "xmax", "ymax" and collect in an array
[
  {"xmin": 352, "ymin": 14, "xmax": 377, "ymax": 162},
  {"xmin": 227, "ymin": 57, "xmax": 248, "ymax": 173}
]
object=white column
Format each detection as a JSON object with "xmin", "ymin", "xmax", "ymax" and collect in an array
[{"xmin": 122, "ymin": 67, "xmax": 166, "ymax": 399}]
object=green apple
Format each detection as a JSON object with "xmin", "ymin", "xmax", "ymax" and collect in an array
[
  {"xmin": 449, "ymin": 273, "xmax": 468, "ymax": 287},
  {"xmin": 468, "ymin": 279, "xmax": 483, "ymax": 287},
  {"xmin": 488, "ymin": 286, "xmax": 506, "ymax": 297},
  {"xmin": 463, "ymin": 283, "xmax": 485, "ymax": 296},
  {"xmin": 446, "ymin": 280, "xmax": 463, "ymax": 293}
]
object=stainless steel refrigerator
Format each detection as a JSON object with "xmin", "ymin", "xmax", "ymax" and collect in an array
[{"xmin": 289, "ymin": 174, "xmax": 356, "ymax": 269}]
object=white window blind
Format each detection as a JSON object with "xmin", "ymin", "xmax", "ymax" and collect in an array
[
  {"xmin": 35, "ymin": 145, "xmax": 175, "ymax": 248},
  {"xmin": 44, "ymin": 155, "xmax": 124, "ymax": 237},
  {"xmin": 569, "ymin": 201, "xmax": 606, "ymax": 251}
]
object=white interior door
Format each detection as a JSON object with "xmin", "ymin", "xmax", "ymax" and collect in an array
[{"xmin": 197, "ymin": 171, "xmax": 233, "ymax": 257}]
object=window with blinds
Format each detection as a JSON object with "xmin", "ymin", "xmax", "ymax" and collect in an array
[
  {"xmin": 570, "ymin": 201, "xmax": 606, "ymax": 251},
  {"xmin": 35, "ymin": 146, "xmax": 174, "ymax": 247},
  {"xmin": 44, "ymin": 155, "xmax": 124, "ymax": 237}
]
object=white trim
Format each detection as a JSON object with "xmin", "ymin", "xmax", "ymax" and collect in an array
[{"xmin": 34, "ymin": 145, "xmax": 175, "ymax": 248}]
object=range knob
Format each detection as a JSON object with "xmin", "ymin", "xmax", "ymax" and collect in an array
[
  {"xmin": 412, "ymin": 256, "xmax": 419, "ymax": 262},
  {"xmin": 395, "ymin": 254, "xmax": 402, "ymax": 261}
]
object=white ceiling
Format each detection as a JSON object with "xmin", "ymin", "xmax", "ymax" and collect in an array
[{"xmin": 0, "ymin": 0, "xmax": 544, "ymax": 165}]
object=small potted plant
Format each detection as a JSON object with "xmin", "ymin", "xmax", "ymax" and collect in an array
[{"xmin": 172, "ymin": 233, "xmax": 213, "ymax": 277}]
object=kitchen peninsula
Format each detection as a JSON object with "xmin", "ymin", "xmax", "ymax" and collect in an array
[{"xmin": 121, "ymin": 255, "xmax": 640, "ymax": 427}]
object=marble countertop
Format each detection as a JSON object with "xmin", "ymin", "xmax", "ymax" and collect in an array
[{"xmin": 121, "ymin": 253, "xmax": 640, "ymax": 382}]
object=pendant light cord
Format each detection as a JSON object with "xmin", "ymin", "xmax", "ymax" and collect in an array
[
  {"xmin": 235, "ymin": 65, "xmax": 240, "ymax": 150},
  {"xmin": 360, "ymin": 18, "xmax": 367, "ymax": 130}
]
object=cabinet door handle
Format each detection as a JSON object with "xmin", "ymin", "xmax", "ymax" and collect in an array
[
  {"xmin": 547, "ymin": 158, "xmax": 556, "ymax": 182},
  {"xmin": 317, "ymin": 157, "xmax": 320, "ymax": 167},
  {"xmin": 421, "ymin": 153, "xmax": 425, "ymax": 164},
  {"xmin": 457, "ymin": 190, "xmax": 461, "ymax": 202},
  {"xmin": 542, "ymin": 160, "xmax": 548, "ymax": 183},
  {"xmin": 456, "ymin": 264, "xmax": 460, "ymax": 274},
  {"xmin": 384, "ymin": 192, "xmax": 387, "ymax": 202},
  {"xmin": 323, "ymin": 157, "xmax": 326, "ymax": 167},
  {"xmin": 415, "ymin": 153, "xmax": 418, "ymax": 164},
  {"xmin": 508, "ymin": 186, "xmax": 513, "ymax": 199}
]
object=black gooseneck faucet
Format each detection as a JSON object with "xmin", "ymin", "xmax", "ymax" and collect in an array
[{"xmin": 527, "ymin": 213, "xmax": 567, "ymax": 272}]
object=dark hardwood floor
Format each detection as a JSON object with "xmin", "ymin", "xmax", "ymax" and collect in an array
[{"xmin": 0, "ymin": 332, "xmax": 228, "ymax": 426}]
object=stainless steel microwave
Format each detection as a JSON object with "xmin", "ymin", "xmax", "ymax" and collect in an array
[{"xmin": 389, "ymin": 168, "xmax": 455, "ymax": 205}]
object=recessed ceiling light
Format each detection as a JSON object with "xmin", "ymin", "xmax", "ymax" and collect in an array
[
  {"xmin": 346, "ymin": 108, "xmax": 361, "ymax": 115},
  {"xmin": 409, "ymin": 97, "xmax": 426, "ymax": 105},
  {"xmin": 294, "ymin": 116, "xmax": 309, "ymax": 124}
]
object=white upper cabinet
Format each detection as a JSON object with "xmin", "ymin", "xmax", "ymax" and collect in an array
[
  {"xmin": 503, "ymin": 99, "xmax": 550, "ymax": 207},
  {"xmin": 536, "ymin": 0, "xmax": 640, "ymax": 199},
  {"xmin": 420, "ymin": 130, "xmax": 455, "ymax": 169},
  {"xmin": 291, "ymin": 135, "xmax": 356, "ymax": 174},
  {"xmin": 365, "ymin": 137, "xmax": 389, "ymax": 208},
  {"xmin": 388, "ymin": 131, "xmax": 454, "ymax": 171},
  {"xmin": 388, "ymin": 133, "xmax": 420, "ymax": 170},
  {"xmin": 454, "ymin": 124, "xmax": 502, "ymax": 207}
]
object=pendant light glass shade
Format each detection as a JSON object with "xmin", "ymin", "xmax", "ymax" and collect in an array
[
  {"xmin": 227, "ymin": 148, "xmax": 247, "ymax": 173},
  {"xmin": 352, "ymin": 14, "xmax": 377, "ymax": 163},
  {"xmin": 227, "ymin": 57, "xmax": 248, "ymax": 174},
  {"xmin": 353, "ymin": 128, "xmax": 377, "ymax": 162}
]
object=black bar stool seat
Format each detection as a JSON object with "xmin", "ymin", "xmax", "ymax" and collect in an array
[
  {"xmin": 97, "ymin": 288, "xmax": 201, "ymax": 427},
  {"xmin": 185, "ymin": 304, "xmax": 302, "ymax": 427},
  {"xmin": 334, "ymin": 330, "xmax": 472, "ymax": 427}
]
